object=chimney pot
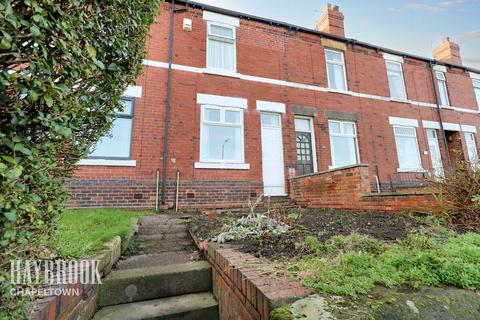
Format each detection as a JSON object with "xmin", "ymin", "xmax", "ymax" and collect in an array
[
  {"xmin": 433, "ymin": 36, "xmax": 462, "ymax": 65},
  {"xmin": 316, "ymin": 3, "xmax": 345, "ymax": 37}
]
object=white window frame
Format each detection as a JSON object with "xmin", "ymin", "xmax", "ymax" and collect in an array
[
  {"xmin": 386, "ymin": 60, "xmax": 407, "ymax": 100},
  {"xmin": 473, "ymin": 79, "xmax": 480, "ymax": 109},
  {"xmin": 436, "ymin": 71, "xmax": 450, "ymax": 107},
  {"xmin": 325, "ymin": 49, "xmax": 348, "ymax": 92},
  {"xmin": 465, "ymin": 132, "xmax": 479, "ymax": 168},
  {"xmin": 328, "ymin": 120, "xmax": 360, "ymax": 169},
  {"xmin": 206, "ymin": 21, "xmax": 237, "ymax": 74},
  {"xmin": 393, "ymin": 125, "xmax": 423, "ymax": 172},
  {"xmin": 294, "ymin": 116, "xmax": 318, "ymax": 173},
  {"xmin": 199, "ymin": 105, "xmax": 245, "ymax": 164}
]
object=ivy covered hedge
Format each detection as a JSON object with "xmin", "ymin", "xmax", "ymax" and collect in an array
[{"xmin": 0, "ymin": 0, "xmax": 160, "ymax": 316}]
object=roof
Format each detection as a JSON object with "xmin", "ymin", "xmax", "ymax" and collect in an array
[{"xmin": 175, "ymin": 0, "xmax": 480, "ymax": 74}]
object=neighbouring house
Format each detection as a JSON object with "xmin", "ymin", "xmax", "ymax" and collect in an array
[{"xmin": 68, "ymin": 1, "xmax": 480, "ymax": 210}]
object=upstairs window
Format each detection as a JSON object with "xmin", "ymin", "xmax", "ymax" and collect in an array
[
  {"xmin": 393, "ymin": 126, "xmax": 422, "ymax": 171},
  {"xmin": 200, "ymin": 105, "xmax": 244, "ymax": 163},
  {"xmin": 89, "ymin": 99, "xmax": 134, "ymax": 159},
  {"xmin": 325, "ymin": 49, "xmax": 347, "ymax": 91},
  {"xmin": 473, "ymin": 79, "xmax": 480, "ymax": 109},
  {"xmin": 329, "ymin": 120, "xmax": 359, "ymax": 168},
  {"xmin": 436, "ymin": 71, "xmax": 450, "ymax": 106},
  {"xmin": 207, "ymin": 22, "xmax": 236, "ymax": 72},
  {"xmin": 386, "ymin": 61, "xmax": 407, "ymax": 100}
]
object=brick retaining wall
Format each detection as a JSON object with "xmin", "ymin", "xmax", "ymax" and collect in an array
[
  {"xmin": 205, "ymin": 244, "xmax": 311, "ymax": 320},
  {"xmin": 289, "ymin": 164, "xmax": 438, "ymax": 212}
]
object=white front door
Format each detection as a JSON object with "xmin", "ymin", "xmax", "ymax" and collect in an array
[
  {"xmin": 427, "ymin": 129, "xmax": 444, "ymax": 178},
  {"xmin": 261, "ymin": 113, "xmax": 286, "ymax": 196}
]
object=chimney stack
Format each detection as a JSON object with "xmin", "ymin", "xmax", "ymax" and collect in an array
[
  {"xmin": 316, "ymin": 3, "xmax": 345, "ymax": 37},
  {"xmin": 433, "ymin": 37, "xmax": 462, "ymax": 65}
]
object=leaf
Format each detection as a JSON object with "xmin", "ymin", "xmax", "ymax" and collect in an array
[
  {"xmin": 3, "ymin": 212, "xmax": 17, "ymax": 222},
  {"xmin": 14, "ymin": 143, "xmax": 32, "ymax": 156},
  {"xmin": 44, "ymin": 94, "xmax": 53, "ymax": 107},
  {"xmin": 0, "ymin": 38, "xmax": 11, "ymax": 50},
  {"xmin": 86, "ymin": 45, "xmax": 97, "ymax": 59},
  {"xmin": 95, "ymin": 60, "xmax": 105, "ymax": 70},
  {"xmin": 30, "ymin": 25, "xmax": 41, "ymax": 37}
]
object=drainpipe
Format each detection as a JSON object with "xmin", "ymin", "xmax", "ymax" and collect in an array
[
  {"xmin": 161, "ymin": 0, "xmax": 176, "ymax": 205},
  {"xmin": 428, "ymin": 62, "xmax": 452, "ymax": 170}
]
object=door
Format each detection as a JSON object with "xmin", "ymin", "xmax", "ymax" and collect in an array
[
  {"xmin": 295, "ymin": 117, "xmax": 315, "ymax": 176},
  {"xmin": 261, "ymin": 113, "xmax": 286, "ymax": 196},
  {"xmin": 427, "ymin": 129, "xmax": 444, "ymax": 178}
]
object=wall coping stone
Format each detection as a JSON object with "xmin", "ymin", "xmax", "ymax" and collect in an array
[{"xmin": 289, "ymin": 164, "xmax": 369, "ymax": 180}]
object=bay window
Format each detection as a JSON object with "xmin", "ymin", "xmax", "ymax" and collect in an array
[
  {"xmin": 200, "ymin": 105, "xmax": 244, "ymax": 163},
  {"xmin": 207, "ymin": 22, "xmax": 236, "ymax": 72},
  {"xmin": 328, "ymin": 120, "xmax": 359, "ymax": 168},
  {"xmin": 89, "ymin": 98, "xmax": 134, "ymax": 159},
  {"xmin": 325, "ymin": 49, "xmax": 347, "ymax": 91},
  {"xmin": 393, "ymin": 126, "xmax": 422, "ymax": 171},
  {"xmin": 386, "ymin": 61, "xmax": 407, "ymax": 100}
]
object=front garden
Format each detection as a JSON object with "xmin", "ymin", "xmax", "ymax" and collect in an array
[{"xmin": 187, "ymin": 207, "xmax": 480, "ymax": 318}]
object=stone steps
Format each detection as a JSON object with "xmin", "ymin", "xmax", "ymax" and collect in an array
[
  {"xmin": 98, "ymin": 261, "xmax": 212, "ymax": 307},
  {"xmin": 116, "ymin": 252, "xmax": 200, "ymax": 270},
  {"xmin": 92, "ymin": 292, "xmax": 218, "ymax": 320}
]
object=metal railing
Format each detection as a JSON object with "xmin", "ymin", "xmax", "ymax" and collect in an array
[{"xmin": 372, "ymin": 171, "xmax": 431, "ymax": 193}]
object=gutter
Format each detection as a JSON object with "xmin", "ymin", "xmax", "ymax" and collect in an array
[
  {"xmin": 177, "ymin": 0, "xmax": 480, "ymax": 74},
  {"xmin": 429, "ymin": 62, "xmax": 452, "ymax": 170}
]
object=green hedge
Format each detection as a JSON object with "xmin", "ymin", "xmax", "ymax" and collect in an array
[{"xmin": 0, "ymin": 0, "xmax": 160, "ymax": 316}]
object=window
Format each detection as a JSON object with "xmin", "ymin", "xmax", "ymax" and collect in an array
[
  {"xmin": 386, "ymin": 61, "xmax": 407, "ymax": 100},
  {"xmin": 329, "ymin": 120, "xmax": 359, "ymax": 168},
  {"xmin": 200, "ymin": 105, "xmax": 243, "ymax": 163},
  {"xmin": 89, "ymin": 99, "xmax": 134, "ymax": 159},
  {"xmin": 436, "ymin": 71, "xmax": 450, "ymax": 106},
  {"xmin": 473, "ymin": 79, "xmax": 480, "ymax": 109},
  {"xmin": 325, "ymin": 49, "xmax": 347, "ymax": 91},
  {"xmin": 465, "ymin": 132, "xmax": 479, "ymax": 167},
  {"xmin": 393, "ymin": 126, "xmax": 422, "ymax": 171},
  {"xmin": 295, "ymin": 118, "xmax": 316, "ymax": 176},
  {"xmin": 207, "ymin": 22, "xmax": 236, "ymax": 72}
]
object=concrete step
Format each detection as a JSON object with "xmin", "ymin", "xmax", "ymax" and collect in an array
[
  {"xmin": 116, "ymin": 252, "xmax": 201, "ymax": 270},
  {"xmin": 93, "ymin": 292, "xmax": 218, "ymax": 320},
  {"xmin": 98, "ymin": 261, "xmax": 212, "ymax": 307}
]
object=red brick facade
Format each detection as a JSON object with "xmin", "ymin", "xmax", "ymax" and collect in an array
[{"xmin": 69, "ymin": 1, "xmax": 480, "ymax": 209}]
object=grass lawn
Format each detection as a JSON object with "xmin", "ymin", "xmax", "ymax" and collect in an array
[{"xmin": 49, "ymin": 209, "xmax": 152, "ymax": 258}]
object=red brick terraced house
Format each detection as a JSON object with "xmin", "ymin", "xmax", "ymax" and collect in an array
[{"xmin": 68, "ymin": 1, "xmax": 480, "ymax": 210}]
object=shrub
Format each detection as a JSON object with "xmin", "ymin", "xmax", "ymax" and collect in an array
[
  {"xmin": 430, "ymin": 158, "xmax": 480, "ymax": 231},
  {"xmin": 1, "ymin": 0, "xmax": 160, "ymax": 316}
]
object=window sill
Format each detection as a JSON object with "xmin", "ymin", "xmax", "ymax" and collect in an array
[
  {"xmin": 202, "ymin": 68, "xmax": 240, "ymax": 79},
  {"xmin": 195, "ymin": 162, "xmax": 250, "ymax": 170},
  {"xmin": 440, "ymin": 105, "xmax": 454, "ymax": 110},
  {"xmin": 327, "ymin": 88, "xmax": 351, "ymax": 96},
  {"xmin": 77, "ymin": 159, "xmax": 137, "ymax": 167},
  {"xmin": 397, "ymin": 168, "xmax": 426, "ymax": 173},
  {"xmin": 390, "ymin": 97, "xmax": 409, "ymax": 103}
]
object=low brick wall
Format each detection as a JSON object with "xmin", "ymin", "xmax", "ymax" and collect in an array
[
  {"xmin": 205, "ymin": 243, "xmax": 311, "ymax": 320},
  {"xmin": 289, "ymin": 164, "xmax": 438, "ymax": 212},
  {"xmin": 67, "ymin": 179, "xmax": 263, "ymax": 210}
]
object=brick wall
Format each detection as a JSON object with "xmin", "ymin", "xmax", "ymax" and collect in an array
[
  {"xmin": 69, "ymin": 2, "xmax": 480, "ymax": 209},
  {"xmin": 290, "ymin": 164, "xmax": 437, "ymax": 212},
  {"xmin": 206, "ymin": 244, "xmax": 311, "ymax": 320}
]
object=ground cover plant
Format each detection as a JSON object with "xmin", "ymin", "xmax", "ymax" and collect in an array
[{"xmin": 48, "ymin": 209, "xmax": 151, "ymax": 258}]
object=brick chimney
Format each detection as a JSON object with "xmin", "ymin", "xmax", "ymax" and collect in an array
[
  {"xmin": 316, "ymin": 3, "xmax": 345, "ymax": 37},
  {"xmin": 433, "ymin": 37, "xmax": 462, "ymax": 65}
]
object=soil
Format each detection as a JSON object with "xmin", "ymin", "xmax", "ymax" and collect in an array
[{"xmin": 187, "ymin": 208, "xmax": 424, "ymax": 260}]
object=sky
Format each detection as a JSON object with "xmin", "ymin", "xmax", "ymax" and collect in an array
[{"xmin": 192, "ymin": 0, "xmax": 480, "ymax": 69}]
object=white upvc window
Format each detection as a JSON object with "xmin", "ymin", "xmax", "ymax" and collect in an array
[
  {"xmin": 465, "ymin": 132, "xmax": 479, "ymax": 168},
  {"xmin": 200, "ymin": 105, "xmax": 244, "ymax": 163},
  {"xmin": 328, "ymin": 120, "xmax": 359, "ymax": 168},
  {"xmin": 89, "ymin": 98, "xmax": 134, "ymax": 159},
  {"xmin": 206, "ymin": 22, "xmax": 236, "ymax": 72},
  {"xmin": 436, "ymin": 71, "xmax": 450, "ymax": 106},
  {"xmin": 325, "ymin": 49, "xmax": 348, "ymax": 91},
  {"xmin": 393, "ymin": 126, "xmax": 422, "ymax": 171},
  {"xmin": 386, "ymin": 61, "xmax": 407, "ymax": 100},
  {"xmin": 473, "ymin": 79, "xmax": 480, "ymax": 109}
]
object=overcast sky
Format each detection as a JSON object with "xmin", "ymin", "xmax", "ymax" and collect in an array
[{"xmin": 192, "ymin": 0, "xmax": 480, "ymax": 69}]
